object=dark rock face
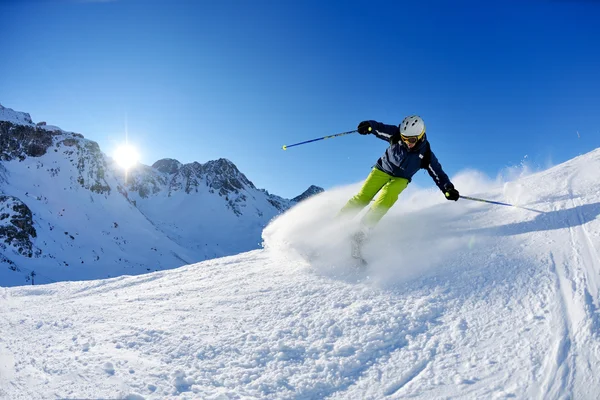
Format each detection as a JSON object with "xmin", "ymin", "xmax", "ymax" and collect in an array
[
  {"xmin": 202, "ymin": 158, "xmax": 256, "ymax": 197},
  {"xmin": 292, "ymin": 185, "xmax": 325, "ymax": 203},
  {"xmin": 174, "ymin": 162, "xmax": 203, "ymax": 194},
  {"xmin": 0, "ymin": 122, "xmax": 55, "ymax": 161},
  {"xmin": 266, "ymin": 196, "xmax": 288, "ymax": 212},
  {"xmin": 74, "ymin": 140, "xmax": 111, "ymax": 194},
  {"xmin": 0, "ymin": 121, "xmax": 111, "ymax": 195},
  {"xmin": 152, "ymin": 158, "xmax": 182, "ymax": 175},
  {"xmin": 0, "ymin": 195, "xmax": 37, "ymax": 257}
]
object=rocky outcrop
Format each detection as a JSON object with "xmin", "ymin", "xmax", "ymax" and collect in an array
[
  {"xmin": 202, "ymin": 158, "xmax": 256, "ymax": 196},
  {"xmin": 152, "ymin": 158, "xmax": 182, "ymax": 175},
  {"xmin": 72, "ymin": 140, "xmax": 111, "ymax": 194},
  {"xmin": 0, "ymin": 195, "xmax": 37, "ymax": 257},
  {"xmin": 171, "ymin": 162, "xmax": 203, "ymax": 194},
  {"xmin": 0, "ymin": 121, "xmax": 110, "ymax": 194},
  {"xmin": 0, "ymin": 122, "xmax": 55, "ymax": 161},
  {"xmin": 292, "ymin": 185, "xmax": 324, "ymax": 203}
]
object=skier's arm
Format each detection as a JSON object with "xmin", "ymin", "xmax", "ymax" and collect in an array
[
  {"xmin": 364, "ymin": 120, "xmax": 400, "ymax": 143},
  {"xmin": 423, "ymin": 148, "xmax": 453, "ymax": 193}
]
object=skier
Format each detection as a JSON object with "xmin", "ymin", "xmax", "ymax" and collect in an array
[{"xmin": 338, "ymin": 115, "xmax": 460, "ymax": 260}]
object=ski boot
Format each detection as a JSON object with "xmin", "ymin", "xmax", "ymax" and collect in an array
[{"xmin": 350, "ymin": 229, "xmax": 368, "ymax": 268}]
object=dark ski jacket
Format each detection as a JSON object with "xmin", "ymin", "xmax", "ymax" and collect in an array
[{"xmin": 366, "ymin": 120, "xmax": 454, "ymax": 192}]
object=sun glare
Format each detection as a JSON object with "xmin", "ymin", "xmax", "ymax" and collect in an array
[{"xmin": 113, "ymin": 144, "xmax": 140, "ymax": 169}]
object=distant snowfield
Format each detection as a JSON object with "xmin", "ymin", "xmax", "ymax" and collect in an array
[{"xmin": 1, "ymin": 149, "xmax": 600, "ymax": 399}]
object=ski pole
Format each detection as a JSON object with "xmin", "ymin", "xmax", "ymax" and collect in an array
[
  {"xmin": 282, "ymin": 129, "xmax": 358, "ymax": 150},
  {"xmin": 459, "ymin": 195, "xmax": 544, "ymax": 213}
]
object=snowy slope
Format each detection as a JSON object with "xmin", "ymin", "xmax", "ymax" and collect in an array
[
  {"xmin": 123, "ymin": 159, "xmax": 292, "ymax": 260},
  {"xmin": 1, "ymin": 148, "xmax": 599, "ymax": 399}
]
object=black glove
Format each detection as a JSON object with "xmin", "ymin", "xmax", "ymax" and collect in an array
[
  {"xmin": 357, "ymin": 121, "xmax": 372, "ymax": 135},
  {"xmin": 444, "ymin": 184, "xmax": 459, "ymax": 201}
]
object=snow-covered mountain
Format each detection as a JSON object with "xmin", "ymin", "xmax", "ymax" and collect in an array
[
  {"xmin": 0, "ymin": 103, "xmax": 322, "ymax": 286},
  {"xmin": 1, "ymin": 146, "xmax": 599, "ymax": 399}
]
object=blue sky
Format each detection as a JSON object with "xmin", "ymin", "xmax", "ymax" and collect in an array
[{"xmin": 1, "ymin": 0, "xmax": 599, "ymax": 198}]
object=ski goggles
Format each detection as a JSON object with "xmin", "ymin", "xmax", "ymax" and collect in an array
[{"xmin": 400, "ymin": 133, "xmax": 424, "ymax": 144}]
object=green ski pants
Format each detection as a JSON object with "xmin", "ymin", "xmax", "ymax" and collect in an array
[{"xmin": 338, "ymin": 168, "xmax": 409, "ymax": 228}]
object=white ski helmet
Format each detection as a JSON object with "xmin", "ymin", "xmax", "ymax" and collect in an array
[{"xmin": 399, "ymin": 115, "xmax": 426, "ymax": 141}]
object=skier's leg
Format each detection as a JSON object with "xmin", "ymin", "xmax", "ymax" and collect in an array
[
  {"xmin": 360, "ymin": 177, "xmax": 409, "ymax": 228},
  {"xmin": 337, "ymin": 168, "xmax": 391, "ymax": 220}
]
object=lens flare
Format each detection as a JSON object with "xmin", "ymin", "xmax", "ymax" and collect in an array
[{"xmin": 113, "ymin": 144, "xmax": 140, "ymax": 169}]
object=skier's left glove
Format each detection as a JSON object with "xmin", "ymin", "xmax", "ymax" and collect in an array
[
  {"xmin": 357, "ymin": 121, "xmax": 372, "ymax": 135},
  {"xmin": 444, "ymin": 184, "xmax": 459, "ymax": 201}
]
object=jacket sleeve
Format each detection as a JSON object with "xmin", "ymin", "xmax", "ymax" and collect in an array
[
  {"xmin": 423, "ymin": 148, "xmax": 453, "ymax": 192},
  {"xmin": 367, "ymin": 120, "xmax": 399, "ymax": 143}
]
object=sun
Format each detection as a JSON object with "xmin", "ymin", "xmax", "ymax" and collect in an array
[{"xmin": 113, "ymin": 144, "xmax": 140, "ymax": 169}]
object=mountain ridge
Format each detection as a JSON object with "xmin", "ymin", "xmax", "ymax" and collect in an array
[{"xmin": 0, "ymin": 104, "xmax": 323, "ymax": 285}]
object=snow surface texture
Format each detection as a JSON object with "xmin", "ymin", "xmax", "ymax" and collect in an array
[{"xmin": 1, "ymin": 148, "xmax": 600, "ymax": 399}]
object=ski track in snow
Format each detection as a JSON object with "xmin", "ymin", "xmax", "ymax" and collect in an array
[
  {"xmin": 1, "ymin": 149, "xmax": 600, "ymax": 399},
  {"xmin": 534, "ymin": 169, "xmax": 600, "ymax": 400}
]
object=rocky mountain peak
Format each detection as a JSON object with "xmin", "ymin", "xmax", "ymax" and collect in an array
[
  {"xmin": 152, "ymin": 158, "xmax": 182, "ymax": 175},
  {"xmin": 292, "ymin": 185, "xmax": 325, "ymax": 203},
  {"xmin": 202, "ymin": 158, "xmax": 239, "ymax": 173},
  {"xmin": 202, "ymin": 158, "xmax": 256, "ymax": 193}
]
